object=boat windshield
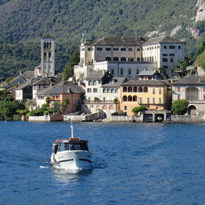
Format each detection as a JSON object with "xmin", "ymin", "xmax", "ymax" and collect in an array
[{"xmin": 62, "ymin": 142, "xmax": 88, "ymax": 151}]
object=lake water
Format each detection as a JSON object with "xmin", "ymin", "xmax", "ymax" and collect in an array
[{"xmin": 1, "ymin": 121, "xmax": 205, "ymax": 204}]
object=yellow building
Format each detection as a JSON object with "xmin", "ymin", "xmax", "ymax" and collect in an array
[{"xmin": 120, "ymin": 79, "xmax": 172, "ymax": 116}]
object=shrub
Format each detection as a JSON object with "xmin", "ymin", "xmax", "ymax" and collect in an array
[
  {"xmin": 132, "ymin": 106, "xmax": 147, "ymax": 115},
  {"xmin": 172, "ymin": 99, "xmax": 189, "ymax": 115}
]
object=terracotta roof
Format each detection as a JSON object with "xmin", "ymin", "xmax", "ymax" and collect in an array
[
  {"xmin": 172, "ymin": 75, "xmax": 205, "ymax": 85},
  {"xmin": 143, "ymin": 36, "xmax": 184, "ymax": 46},
  {"xmin": 85, "ymin": 36, "xmax": 149, "ymax": 46},
  {"xmin": 37, "ymin": 81, "xmax": 85, "ymax": 96},
  {"xmin": 122, "ymin": 79, "xmax": 170, "ymax": 86}
]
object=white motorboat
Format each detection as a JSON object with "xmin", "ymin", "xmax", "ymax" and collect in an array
[{"xmin": 50, "ymin": 123, "xmax": 92, "ymax": 170}]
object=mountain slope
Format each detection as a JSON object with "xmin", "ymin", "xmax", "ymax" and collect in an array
[{"xmin": 1, "ymin": 0, "xmax": 205, "ymax": 81}]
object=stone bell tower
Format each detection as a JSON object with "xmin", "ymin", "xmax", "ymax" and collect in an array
[{"xmin": 41, "ymin": 36, "xmax": 55, "ymax": 77}]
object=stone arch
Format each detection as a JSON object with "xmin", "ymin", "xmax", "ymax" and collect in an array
[{"xmin": 188, "ymin": 105, "xmax": 197, "ymax": 115}]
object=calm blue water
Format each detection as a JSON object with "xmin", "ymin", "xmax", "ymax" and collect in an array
[{"xmin": 1, "ymin": 122, "xmax": 205, "ymax": 204}]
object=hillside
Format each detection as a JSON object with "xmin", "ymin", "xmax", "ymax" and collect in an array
[{"xmin": 1, "ymin": 0, "xmax": 205, "ymax": 80}]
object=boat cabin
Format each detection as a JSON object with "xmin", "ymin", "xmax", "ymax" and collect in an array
[{"xmin": 52, "ymin": 138, "xmax": 88, "ymax": 154}]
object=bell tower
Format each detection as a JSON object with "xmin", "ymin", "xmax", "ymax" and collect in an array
[{"xmin": 41, "ymin": 36, "xmax": 55, "ymax": 77}]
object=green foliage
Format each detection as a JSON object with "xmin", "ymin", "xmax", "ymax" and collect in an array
[
  {"xmin": 0, "ymin": 91, "xmax": 26, "ymax": 120},
  {"xmin": 171, "ymin": 99, "xmax": 189, "ymax": 115},
  {"xmin": 197, "ymin": 41, "xmax": 205, "ymax": 56},
  {"xmin": 113, "ymin": 98, "xmax": 119, "ymax": 104},
  {"xmin": 62, "ymin": 49, "xmax": 80, "ymax": 81},
  {"xmin": 132, "ymin": 106, "xmax": 147, "ymax": 115}
]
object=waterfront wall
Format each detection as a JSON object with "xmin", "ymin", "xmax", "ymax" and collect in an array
[{"xmin": 171, "ymin": 115, "xmax": 205, "ymax": 123}]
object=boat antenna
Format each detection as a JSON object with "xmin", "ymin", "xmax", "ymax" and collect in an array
[{"xmin": 70, "ymin": 120, "xmax": 74, "ymax": 138}]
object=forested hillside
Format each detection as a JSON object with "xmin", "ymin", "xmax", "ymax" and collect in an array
[{"xmin": 0, "ymin": 0, "xmax": 205, "ymax": 81}]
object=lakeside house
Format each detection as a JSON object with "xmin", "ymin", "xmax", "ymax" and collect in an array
[
  {"xmin": 120, "ymin": 79, "xmax": 172, "ymax": 116},
  {"xmin": 172, "ymin": 75, "xmax": 205, "ymax": 115},
  {"xmin": 36, "ymin": 81, "xmax": 85, "ymax": 114}
]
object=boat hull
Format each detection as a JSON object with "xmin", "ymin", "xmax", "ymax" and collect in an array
[{"xmin": 50, "ymin": 150, "xmax": 92, "ymax": 170}]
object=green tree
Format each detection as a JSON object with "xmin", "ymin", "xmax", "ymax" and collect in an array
[
  {"xmin": 62, "ymin": 49, "xmax": 80, "ymax": 81},
  {"xmin": 171, "ymin": 99, "xmax": 189, "ymax": 115},
  {"xmin": 132, "ymin": 105, "xmax": 147, "ymax": 115}
]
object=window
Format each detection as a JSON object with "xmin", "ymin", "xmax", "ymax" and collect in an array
[
  {"xmin": 153, "ymin": 98, "xmax": 155, "ymax": 104},
  {"xmin": 121, "ymin": 48, "xmax": 126, "ymax": 51},
  {"xmin": 178, "ymin": 87, "xmax": 180, "ymax": 92},
  {"xmin": 106, "ymin": 47, "xmax": 111, "ymax": 51},
  {"xmin": 111, "ymin": 69, "xmax": 114, "ymax": 75},
  {"xmin": 170, "ymin": 58, "xmax": 174, "ymax": 62},
  {"xmin": 137, "ymin": 48, "xmax": 140, "ymax": 51},
  {"xmin": 128, "ymin": 68, "xmax": 131, "ymax": 75},
  {"xmin": 164, "ymin": 45, "xmax": 167, "ymax": 49},
  {"xmin": 178, "ymin": 46, "xmax": 181, "ymax": 49},
  {"xmin": 97, "ymin": 47, "xmax": 102, "ymax": 51},
  {"xmin": 163, "ymin": 54, "xmax": 168, "ymax": 56},
  {"xmin": 133, "ymin": 96, "xmax": 137, "ymax": 101},
  {"xmin": 93, "ymin": 88, "xmax": 98, "ymax": 93},
  {"xmin": 49, "ymin": 52, "xmax": 51, "ymax": 58},
  {"xmin": 169, "ymin": 53, "xmax": 175, "ymax": 56},
  {"xmin": 123, "ymin": 96, "xmax": 127, "ymax": 101},
  {"xmin": 121, "ymin": 57, "xmax": 126, "ymax": 61},
  {"xmin": 163, "ymin": 58, "xmax": 168, "ymax": 62},
  {"xmin": 120, "ymin": 68, "xmax": 123, "ymax": 75},
  {"xmin": 144, "ymin": 87, "xmax": 148, "ymax": 92},
  {"xmin": 137, "ymin": 58, "xmax": 140, "ymax": 62},
  {"xmin": 123, "ymin": 87, "xmax": 127, "ymax": 92},
  {"xmin": 124, "ymin": 106, "xmax": 127, "ymax": 111},
  {"xmin": 139, "ymin": 98, "xmax": 142, "ymax": 104},
  {"xmin": 153, "ymin": 88, "xmax": 155, "ymax": 94},
  {"xmin": 88, "ymin": 47, "xmax": 91, "ymax": 51},
  {"xmin": 128, "ymin": 87, "xmax": 132, "ymax": 92},
  {"xmin": 105, "ymin": 56, "xmax": 111, "ymax": 61},
  {"xmin": 169, "ymin": 45, "xmax": 175, "ymax": 49},
  {"xmin": 93, "ymin": 80, "xmax": 96, "ymax": 85},
  {"xmin": 113, "ymin": 57, "xmax": 119, "ymax": 61},
  {"xmin": 147, "ymin": 97, "xmax": 150, "ymax": 104},
  {"xmin": 159, "ymin": 98, "xmax": 161, "ymax": 104},
  {"xmin": 87, "ymin": 88, "xmax": 91, "ymax": 93},
  {"xmin": 128, "ymin": 48, "xmax": 133, "ymax": 51},
  {"xmin": 103, "ymin": 88, "xmax": 106, "ymax": 93},
  {"xmin": 159, "ymin": 88, "xmax": 162, "ymax": 94},
  {"xmin": 136, "ymin": 69, "xmax": 139, "ymax": 74},
  {"xmin": 128, "ymin": 57, "xmax": 134, "ymax": 61},
  {"xmin": 113, "ymin": 48, "xmax": 118, "ymax": 51},
  {"xmin": 115, "ymin": 89, "xmax": 118, "ymax": 93}
]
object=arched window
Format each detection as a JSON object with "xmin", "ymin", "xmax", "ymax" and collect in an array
[
  {"xmin": 133, "ymin": 87, "xmax": 137, "ymax": 92},
  {"xmin": 138, "ymin": 87, "xmax": 143, "ymax": 92},
  {"xmin": 88, "ymin": 80, "xmax": 92, "ymax": 86},
  {"xmin": 121, "ymin": 57, "xmax": 126, "ymax": 61},
  {"xmin": 123, "ymin": 87, "xmax": 127, "ymax": 92},
  {"xmin": 144, "ymin": 87, "xmax": 148, "ymax": 92},
  {"xmin": 133, "ymin": 96, "xmax": 137, "ymax": 101},
  {"xmin": 105, "ymin": 56, "xmax": 111, "ymax": 61},
  {"xmin": 93, "ymin": 80, "xmax": 96, "ymax": 85},
  {"xmin": 128, "ymin": 87, "xmax": 132, "ymax": 92},
  {"xmin": 123, "ymin": 96, "xmax": 127, "ymax": 101},
  {"xmin": 113, "ymin": 57, "xmax": 119, "ymax": 61},
  {"xmin": 128, "ymin": 96, "xmax": 132, "ymax": 101},
  {"xmin": 128, "ymin": 57, "xmax": 134, "ymax": 61}
]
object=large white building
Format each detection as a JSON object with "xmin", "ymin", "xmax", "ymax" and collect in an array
[
  {"xmin": 74, "ymin": 35, "xmax": 185, "ymax": 80},
  {"xmin": 142, "ymin": 36, "xmax": 185, "ymax": 77}
]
